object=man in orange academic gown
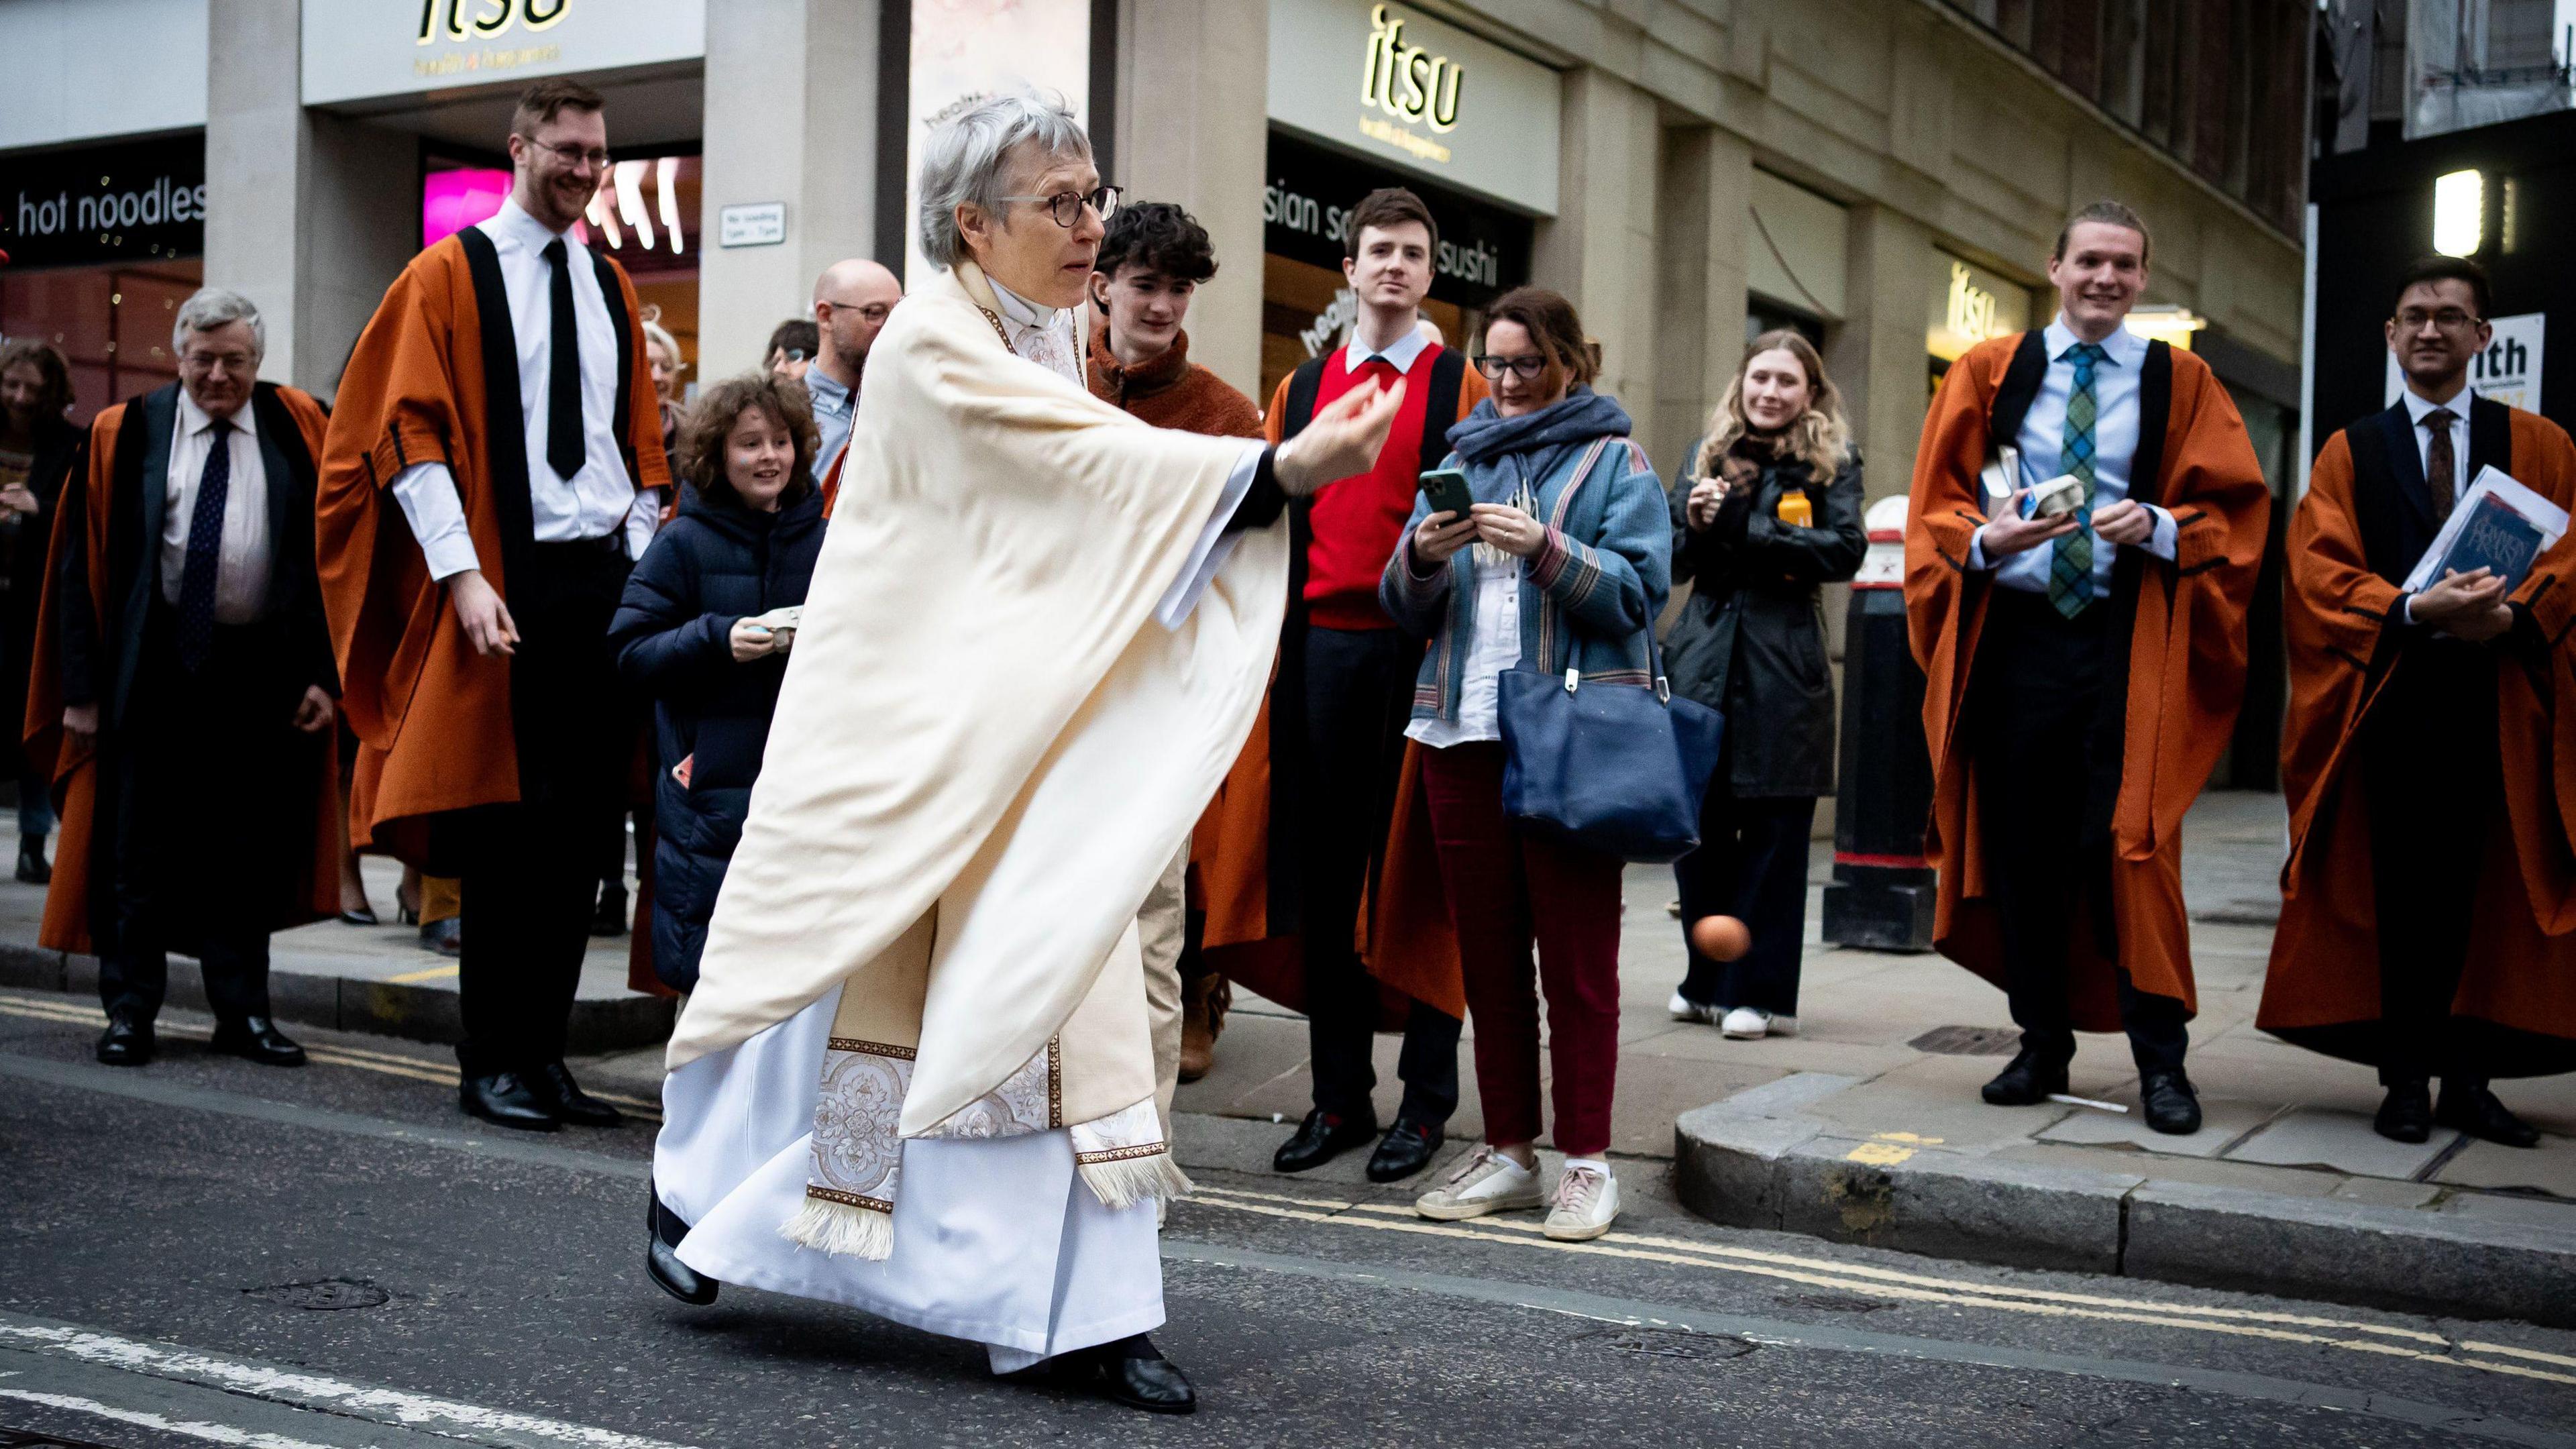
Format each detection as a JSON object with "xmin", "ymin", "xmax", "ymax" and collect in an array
[
  {"xmin": 1905, "ymin": 201, "xmax": 2270, "ymax": 1134},
  {"xmin": 25, "ymin": 288, "xmax": 342, "ymax": 1069},
  {"xmin": 319, "ymin": 80, "xmax": 668, "ymax": 1131},
  {"xmin": 2261, "ymin": 256, "xmax": 2576, "ymax": 1148}
]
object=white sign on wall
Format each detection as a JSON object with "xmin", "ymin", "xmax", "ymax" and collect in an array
[
  {"xmin": 1267, "ymin": 0, "xmax": 1561, "ymax": 217},
  {"xmin": 718, "ymin": 202, "xmax": 786, "ymax": 248},
  {"xmin": 902, "ymin": 0, "xmax": 1092, "ymax": 286},
  {"xmin": 303, "ymin": 0, "xmax": 708, "ymax": 108},
  {"xmin": 2383, "ymin": 312, "xmax": 2546, "ymax": 414}
]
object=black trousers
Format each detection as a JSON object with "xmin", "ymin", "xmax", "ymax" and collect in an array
[
  {"xmin": 97, "ymin": 608, "xmax": 315, "ymax": 1025},
  {"xmin": 2361, "ymin": 638, "xmax": 2503, "ymax": 1087},
  {"xmin": 1968, "ymin": 590, "xmax": 2188, "ymax": 1073},
  {"xmin": 454, "ymin": 540, "xmax": 631, "ymax": 1077},
  {"xmin": 1300, "ymin": 625, "xmax": 1460, "ymax": 1126},
  {"xmin": 1673, "ymin": 784, "xmax": 1816, "ymax": 1015}
]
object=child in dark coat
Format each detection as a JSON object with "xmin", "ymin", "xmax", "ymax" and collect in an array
[{"xmin": 609, "ymin": 373, "xmax": 826, "ymax": 991}]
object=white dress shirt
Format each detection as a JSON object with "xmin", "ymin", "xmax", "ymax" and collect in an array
[
  {"xmin": 1344, "ymin": 323, "xmax": 1432, "ymax": 380},
  {"xmin": 1970, "ymin": 315, "xmax": 2178, "ymax": 588},
  {"xmin": 1406, "ymin": 558, "xmax": 1521, "ymax": 747},
  {"xmin": 390, "ymin": 198, "xmax": 659, "ymax": 580},
  {"xmin": 2398, "ymin": 381, "xmax": 2477, "ymax": 622},
  {"xmin": 983, "ymin": 275, "xmax": 1262, "ymax": 629},
  {"xmin": 162, "ymin": 390, "xmax": 272, "ymax": 624}
]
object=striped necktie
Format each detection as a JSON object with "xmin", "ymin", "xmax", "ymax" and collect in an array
[{"xmin": 2047, "ymin": 341, "xmax": 2106, "ymax": 619}]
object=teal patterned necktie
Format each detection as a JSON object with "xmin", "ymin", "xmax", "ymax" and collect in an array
[{"xmin": 2048, "ymin": 342, "xmax": 2106, "ymax": 619}]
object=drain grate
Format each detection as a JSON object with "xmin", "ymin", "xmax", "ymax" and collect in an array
[
  {"xmin": 245, "ymin": 1277, "xmax": 391, "ymax": 1311},
  {"xmin": 1909, "ymin": 1024, "xmax": 2023, "ymax": 1057}
]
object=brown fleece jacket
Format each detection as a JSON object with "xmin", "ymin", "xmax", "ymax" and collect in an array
[{"xmin": 1085, "ymin": 327, "xmax": 1263, "ymax": 439}]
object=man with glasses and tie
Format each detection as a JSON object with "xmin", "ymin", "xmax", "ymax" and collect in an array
[
  {"xmin": 320, "ymin": 79, "xmax": 670, "ymax": 1132},
  {"xmin": 27, "ymin": 288, "xmax": 343, "ymax": 1070},
  {"xmin": 1904, "ymin": 201, "xmax": 2269, "ymax": 1135},
  {"xmin": 2262, "ymin": 256, "xmax": 2576, "ymax": 1149}
]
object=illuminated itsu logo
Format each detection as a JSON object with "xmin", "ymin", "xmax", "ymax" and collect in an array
[
  {"xmin": 1360, "ymin": 5, "xmax": 1464, "ymax": 135},
  {"xmin": 417, "ymin": 0, "xmax": 570, "ymax": 44}
]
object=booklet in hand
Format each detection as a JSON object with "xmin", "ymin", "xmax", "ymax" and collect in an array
[{"xmin": 2401, "ymin": 466, "xmax": 2569, "ymax": 597}]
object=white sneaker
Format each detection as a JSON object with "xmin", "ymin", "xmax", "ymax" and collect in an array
[
  {"xmin": 1413, "ymin": 1146, "xmax": 1544, "ymax": 1221},
  {"xmin": 1544, "ymin": 1163, "xmax": 1621, "ymax": 1241},
  {"xmin": 1721, "ymin": 1006, "xmax": 1771, "ymax": 1039},
  {"xmin": 1668, "ymin": 989, "xmax": 1716, "ymax": 1024}
]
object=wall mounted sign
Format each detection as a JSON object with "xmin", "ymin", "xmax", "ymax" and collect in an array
[
  {"xmin": 1, "ymin": 137, "xmax": 207, "ymax": 270},
  {"xmin": 305, "ymin": 0, "xmax": 706, "ymax": 107},
  {"xmin": 2383, "ymin": 312, "xmax": 2546, "ymax": 413},
  {"xmin": 718, "ymin": 202, "xmax": 787, "ymax": 248},
  {"xmin": 1268, "ymin": 0, "xmax": 1560, "ymax": 216},
  {"xmin": 1263, "ymin": 130, "xmax": 1528, "ymax": 309},
  {"xmin": 1926, "ymin": 256, "xmax": 2033, "ymax": 362}
]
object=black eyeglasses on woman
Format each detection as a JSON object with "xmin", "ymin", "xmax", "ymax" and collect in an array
[
  {"xmin": 1474, "ymin": 354, "xmax": 1550, "ymax": 380},
  {"xmin": 997, "ymin": 186, "xmax": 1124, "ymax": 229}
]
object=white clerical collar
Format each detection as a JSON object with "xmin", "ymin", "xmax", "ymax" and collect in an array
[
  {"xmin": 1344, "ymin": 324, "xmax": 1431, "ymax": 376},
  {"xmin": 985, "ymin": 275, "xmax": 1059, "ymax": 331},
  {"xmin": 177, "ymin": 386, "xmax": 255, "ymax": 439},
  {"xmin": 2401, "ymin": 380, "xmax": 2472, "ymax": 423},
  {"xmin": 2044, "ymin": 314, "xmax": 2145, "ymax": 367},
  {"xmin": 487, "ymin": 196, "xmax": 577, "ymax": 256}
]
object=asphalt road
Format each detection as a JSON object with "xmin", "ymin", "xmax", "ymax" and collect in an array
[{"xmin": 4, "ymin": 989, "xmax": 2574, "ymax": 1449}]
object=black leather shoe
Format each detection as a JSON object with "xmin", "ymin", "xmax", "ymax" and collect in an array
[
  {"xmin": 95, "ymin": 1015, "xmax": 154, "ymax": 1067},
  {"xmin": 647, "ymin": 1190, "xmax": 718, "ymax": 1305},
  {"xmin": 529, "ymin": 1061, "xmax": 623, "ymax": 1127},
  {"xmin": 16, "ymin": 839, "xmax": 51, "ymax": 885},
  {"xmin": 1979, "ymin": 1046, "xmax": 2070, "ymax": 1106},
  {"xmin": 2139, "ymin": 1067, "xmax": 2202, "ymax": 1135},
  {"xmin": 2437, "ymin": 1081, "xmax": 2542, "ymax": 1148},
  {"xmin": 1366, "ymin": 1117, "xmax": 1444, "ymax": 1183},
  {"xmin": 419, "ymin": 916, "xmax": 461, "ymax": 956},
  {"xmin": 1021, "ymin": 1335, "xmax": 1195, "ymax": 1415},
  {"xmin": 1271, "ymin": 1108, "xmax": 1377, "ymax": 1173},
  {"xmin": 2374, "ymin": 1079, "xmax": 2434, "ymax": 1144},
  {"xmin": 591, "ymin": 882, "xmax": 628, "ymax": 938},
  {"xmin": 461, "ymin": 1071, "xmax": 559, "ymax": 1131},
  {"xmin": 210, "ymin": 1016, "xmax": 307, "ymax": 1067}
]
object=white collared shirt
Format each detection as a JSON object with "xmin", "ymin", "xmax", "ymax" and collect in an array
[
  {"xmin": 1342, "ymin": 324, "xmax": 1431, "ymax": 379},
  {"xmin": 390, "ymin": 197, "xmax": 659, "ymax": 580},
  {"xmin": 2399, "ymin": 380, "xmax": 2473, "ymax": 507},
  {"xmin": 1970, "ymin": 314, "xmax": 2178, "ymax": 587},
  {"xmin": 162, "ymin": 389, "xmax": 272, "ymax": 624},
  {"xmin": 985, "ymin": 276, "xmax": 1085, "ymax": 388}
]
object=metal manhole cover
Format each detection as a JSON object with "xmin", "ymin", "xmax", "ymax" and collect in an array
[
  {"xmin": 245, "ymin": 1276, "xmax": 391, "ymax": 1311},
  {"xmin": 1909, "ymin": 1024, "xmax": 2023, "ymax": 1057},
  {"xmin": 1572, "ymin": 1326, "xmax": 1757, "ymax": 1360},
  {"xmin": 1776, "ymin": 1293, "xmax": 1890, "ymax": 1313}
]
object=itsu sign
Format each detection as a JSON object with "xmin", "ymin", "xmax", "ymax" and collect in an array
[{"xmin": 2384, "ymin": 312, "xmax": 2546, "ymax": 413}]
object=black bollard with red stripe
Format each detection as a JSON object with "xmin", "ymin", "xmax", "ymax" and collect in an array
[{"xmin": 1821, "ymin": 498, "xmax": 1935, "ymax": 951}]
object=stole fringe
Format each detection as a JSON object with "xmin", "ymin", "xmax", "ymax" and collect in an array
[
  {"xmin": 1077, "ymin": 1151, "xmax": 1193, "ymax": 1212},
  {"xmin": 781, "ymin": 1195, "xmax": 894, "ymax": 1261}
]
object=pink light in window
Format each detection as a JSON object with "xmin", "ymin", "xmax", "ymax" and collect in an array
[{"xmin": 421, "ymin": 169, "xmax": 590, "ymax": 250}]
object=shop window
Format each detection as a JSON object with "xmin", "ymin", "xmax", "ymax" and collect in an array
[{"xmin": 1, "ymin": 261, "xmax": 203, "ymax": 421}]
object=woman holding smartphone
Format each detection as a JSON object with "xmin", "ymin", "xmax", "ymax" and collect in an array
[
  {"xmin": 1662, "ymin": 331, "xmax": 1866, "ymax": 1038},
  {"xmin": 1379, "ymin": 287, "xmax": 1669, "ymax": 1242}
]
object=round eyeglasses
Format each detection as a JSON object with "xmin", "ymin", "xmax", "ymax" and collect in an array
[
  {"xmin": 997, "ymin": 186, "xmax": 1124, "ymax": 229},
  {"xmin": 1474, "ymin": 354, "xmax": 1550, "ymax": 380}
]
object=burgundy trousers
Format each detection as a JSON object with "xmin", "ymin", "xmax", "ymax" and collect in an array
[{"xmin": 1418, "ymin": 741, "xmax": 1625, "ymax": 1158}]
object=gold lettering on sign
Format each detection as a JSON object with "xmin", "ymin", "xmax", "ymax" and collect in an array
[
  {"xmin": 1947, "ymin": 262, "xmax": 2001, "ymax": 343},
  {"xmin": 1360, "ymin": 5, "xmax": 1464, "ymax": 136},
  {"xmin": 419, "ymin": 0, "xmax": 568, "ymax": 44}
]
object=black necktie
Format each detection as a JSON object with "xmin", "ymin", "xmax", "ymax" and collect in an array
[
  {"xmin": 175, "ymin": 417, "xmax": 231, "ymax": 674},
  {"xmin": 543, "ymin": 237, "xmax": 586, "ymax": 481},
  {"xmin": 2423, "ymin": 407, "xmax": 2457, "ymax": 525}
]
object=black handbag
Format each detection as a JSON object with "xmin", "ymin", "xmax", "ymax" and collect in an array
[{"xmin": 1497, "ymin": 622, "xmax": 1727, "ymax": 864}]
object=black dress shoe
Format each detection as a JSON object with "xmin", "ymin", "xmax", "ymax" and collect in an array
[
  {"xmin": 16, "ymin": 839, "xmax": 51, "ymax": 885},
  {"xmin": 591, "ymin": 882, "xmax": 628, "ymax": 938},
  {"xmin": 1018, "ymin": 1335, "xmax": 1195, "ymax": 1415},
  {"xmin": 419, "ymin": 916, "xmax": 461, "ymax": 956},
  {"xmin": 461, "ymin": 1071, "xmax": 560, "ymax": 1131},
  {"xmin": 2139, "ymin": 1067, "xmax": 2202, "ymax": 1135},
  {"xmin": 1366, "ymin": 1117, "xmax": 1444, "ymax": 1183},
  {"xmin": 529, "ymin": 1061, "xmax": 624, "ymax": 1127},
  {"xmin": 646, "ymin": 1190, "xmax": 718, "ymax": 1305},
  {"xmin": 1271, "ymin": 1108, "xmax": 1377, "ymax": 1173},
  {"xmin": 2375, "ymin": 1079, "xmax": 2434, "ymax": 1144},
  {"xmin": 1979, "ymin": 1046, "xmax": 2070, "ymax": 1106},
  {"xmin": 209, "ymin": 1016, "xmax": 307, "ymax": 1067},
  {"xmin": 2437, "ymin": 1081, "xmax": 2542, "ymax": 1148},
  {"xmin": 95, "ymin": 1015, "xmax": 155, "ymax": 1067}
]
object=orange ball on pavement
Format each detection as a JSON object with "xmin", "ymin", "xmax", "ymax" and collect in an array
[{"xmin": 1689, "ymin": 914, "xmax": 1752, "ymax": 963}]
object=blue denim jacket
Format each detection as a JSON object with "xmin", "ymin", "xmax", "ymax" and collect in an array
[{"xmin": 1378, "ymin": 388, "xmax": 1671, "ymax": 725}]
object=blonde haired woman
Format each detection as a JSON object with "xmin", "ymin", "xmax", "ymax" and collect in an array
[{"xmin": 1664, "ymin": 330, "xmax": 1865, "ymax": 1038}]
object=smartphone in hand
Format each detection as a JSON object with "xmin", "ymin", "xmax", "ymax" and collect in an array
[{"xmin": 1419, "ymin": 467, "xmax": 1474, "ymax": 521}]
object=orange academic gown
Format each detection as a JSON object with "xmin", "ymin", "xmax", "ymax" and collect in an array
[
  {"xmin": 2260, "ymin": 400, "xmax": 2576, "ymax": 1075},
  {"xmin": 1904, "ymin": 331, "xmax": 2270, "ymax": 1028},
  {"xmin": 23, "ymin": 382, "xmax": 343, "ymax": 954},
  {"xmin": 317, "ymin": 227, "xmax": 667, "ymax": 867}
]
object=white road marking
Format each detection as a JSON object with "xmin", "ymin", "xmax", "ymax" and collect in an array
[
  {"xmin": 0, "ymin": 1322, "xmax": 700, "ymax": 1449},
  {"xmin": 0, "ymin": 1387, "xmax": 341, "ymax": 1448}
]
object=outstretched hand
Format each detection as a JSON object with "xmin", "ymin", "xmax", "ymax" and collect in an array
[{"xmin": 1275, "ymin": 378, "xmax": 1408, "ymax": 498}]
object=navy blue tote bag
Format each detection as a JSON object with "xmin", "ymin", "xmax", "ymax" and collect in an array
[{"xmin": 1497, "ymin": 625, "xmax": 1727, "ymax": 864}]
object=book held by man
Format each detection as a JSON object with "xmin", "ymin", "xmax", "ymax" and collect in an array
[{"xmin": 2401, "ymin": 466, "xmax": 2569, "ymax": 597}]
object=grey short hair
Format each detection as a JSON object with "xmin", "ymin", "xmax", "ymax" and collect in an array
[
  {"xmin": 914, "ymin": 91, "xmax": 1092, "ymax": 271},
  {"xmin": 172, "ymin": 288, "xmax": 266, "ymax": 360}
]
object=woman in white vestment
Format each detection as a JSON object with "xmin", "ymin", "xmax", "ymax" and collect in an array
[{"xmin": 646, "ymin": 93, "xmax": 1406, "ymax": 1415}]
